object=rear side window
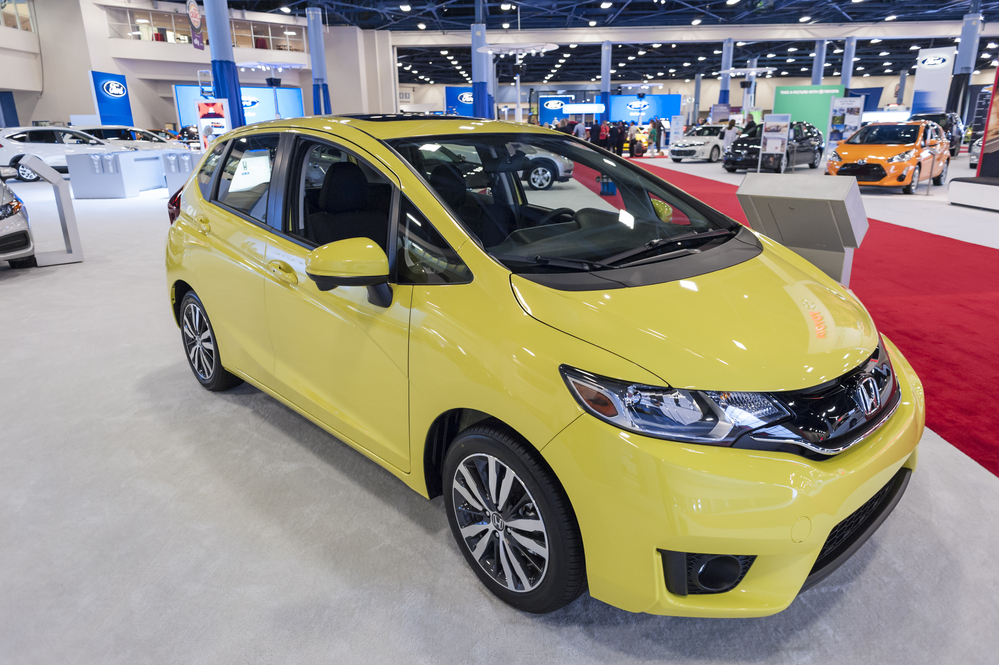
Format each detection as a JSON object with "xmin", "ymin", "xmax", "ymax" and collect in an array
[
  {"xmin": 397, "ymin": 195, "xmax": 470, "ymax": 284},
  {"xmin": 5, "ymin": 133, "xmax": 27, "ymax": 143},
  {"xmin": 216, "ymin": 134, "xmax": 280, "ymax": 223},
  {"xmin": 197, "ymin": 141, "xmax": 227, "ymax": 199},
  {"xmin": 27, "ymin": 131, "xmax": 58, "ymax": 144}
]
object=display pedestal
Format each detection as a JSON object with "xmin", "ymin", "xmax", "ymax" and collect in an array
[
  {"xmin": 948, "ymin": 177, "xmax": 999, "ymax": 212},
  {"xmin": 18, "ymin": 156, "xmax": 83, "ymax": 267},
  {"xmin": 67, "ymin": 151, "xmax": 166, "ymax": 199}
]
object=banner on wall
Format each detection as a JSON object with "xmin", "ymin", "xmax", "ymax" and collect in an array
[
  {"xmin": 911, "ymin": 47, "xmax": 956, "ymax": 114},
  {"xmin": 445, "ymin": 87, "xmax": 474, "ymax": 116},
  {"xmin": 187, "ymin": 1, "xmax": 204, "ymax": 50},
  {"xmin": 772, "ymin": 85, "xmax": 844, "ymax": 143},
  {"xmin": 608, "ymin": 94, "xmax": 681, "ymax": 124},
  {"xmin": 174, "ymin": 85, "xmax": 304, "ymax": 128},
  {"xmin": 538, "ymin": 95, "xmax": 574, "ymax": 126},
  {"xmin": 196, "ymin": 99, "xmax": 232, "ymax": 151},
  {"xmin": 89, "ymin": 71, "xmax": 134, "ymax": 126},
  {"xmin": 828, "ymin": 97, "xmax": 864, "ymax": 143}
]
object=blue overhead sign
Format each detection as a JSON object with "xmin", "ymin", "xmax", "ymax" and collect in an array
[
  {"xmin": 609, "ymin": 94, "xmax": 681, "ymax": 124},
  {"xmin": 174, "ymin": 84, "xmax": 304, "ymax": 128},
  {"xmin": 445, "ymin": 87, "xmax": 474, "ymax": 116},
  {"xmin": 538, "ymin": 95, "xmax": 574, "ymax": 126},
  {"xmin": 90, "ymin": 71, "xmax": 134, "ymax": 126}
]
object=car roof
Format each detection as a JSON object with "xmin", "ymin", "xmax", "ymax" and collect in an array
[
  {"xmin": 227, "ymin": 114, "xmax": 556, "ymax": 141},
  {"xmin": 73, "ymin": 125, "xmax": 136, "ymax": 130}
]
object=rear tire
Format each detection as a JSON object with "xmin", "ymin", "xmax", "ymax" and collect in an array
[
  {"xmin": 526, "ymin": 162, "xmax": 555, "ymax": 191},
  {"xmin": 443, "ymin": 423, "xmax": 586, "ymax": 614},
  {"xmin": 724, "ymin": 167, "xmax": 737, "ymax": 173},
  {"xmin": 16, "ymin": 163, "xmax": 40, "ymax": 182},
  {"xmin": 902, "ymin": 165, "xmax": 920, "ymax": 195},
  {"xmin": 179, "ymin": 292, "xmax": 243, "ymax": 392},
  {"xmin": 932, "ymin": 159, "xmax": 948, "ymax": 186}
]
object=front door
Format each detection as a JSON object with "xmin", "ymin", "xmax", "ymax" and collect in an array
[{"xmin": 262, "ymin": 134, "xmax": 413, "ymax": 472}]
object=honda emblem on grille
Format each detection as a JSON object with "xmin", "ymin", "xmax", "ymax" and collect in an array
[{"xmin": 854, "ymin": 376, "xmax": 881, "ymax": 417}]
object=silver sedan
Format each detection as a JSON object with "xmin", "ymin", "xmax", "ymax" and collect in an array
[{"xmin": 0, "ymin": 179, "xmax": 35, "ymax": 268}]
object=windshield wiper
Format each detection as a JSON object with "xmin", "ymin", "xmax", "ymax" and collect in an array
[
  {"xmin": 604, "ymin": 228, "xmax": 738, "ymax": 266},
  {"xmin": 490, "ymin": 254, "xmax": 613, "ymax": 272}
]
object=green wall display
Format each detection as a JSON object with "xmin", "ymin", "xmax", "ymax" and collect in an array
[{"xmin": 772, "ymin": 85, "xmax": 845, "ymax": 140}]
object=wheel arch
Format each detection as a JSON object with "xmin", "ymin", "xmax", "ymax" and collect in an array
[{"xmin": 170, "ymin": 279, "xmax": 195, "ymax": 327}]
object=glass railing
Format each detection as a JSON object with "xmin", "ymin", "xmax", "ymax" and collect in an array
[
  {"xmin": 105, "ymin": 7, "xmax": 307, "ymax": 53},
  {"xmin": 1, "ymin": 0, "xmax": 34, "ymax": 33}
]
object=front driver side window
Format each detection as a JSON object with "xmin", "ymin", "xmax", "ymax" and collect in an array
[{"xmin": 396, "ymin": 195, "xmax": 470, "ymax": 285}]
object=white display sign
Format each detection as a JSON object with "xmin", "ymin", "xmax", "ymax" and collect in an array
[
  {"xmin": 670, "ymin": 114, "xmax": 685, "ymax": 149},
  {"xmin": 759, "ymin": 113, "xmax": 792, "ymax": 173},
  {"xmin": 911, "ymin": 46, "xmax": 956, "ymax": 114},
  {"xmin": 195, "ymin": 98, "xmax": 232, "ymax": 151},
  {"xmin": 828, "ymin": 97, "xmax": 864, "ymax": 144},
  {"xmin": 560, "ymin": 103, "xmax": 606, "ymax": 114}
]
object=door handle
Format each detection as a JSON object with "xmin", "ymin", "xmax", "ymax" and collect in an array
[
  {"xmin": 194, "ymin": 215, "xmax": 210, "ymax": 235},
  {"xmin": 267, "ymin": 260, "xmax": 299, "ymax": 286}
]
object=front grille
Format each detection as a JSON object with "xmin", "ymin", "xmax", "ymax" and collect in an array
[
  {"xmin": 801, "ymin": 467, "xmax": 911, "ymax": 592},
  {"xmin": 671, "ymin": 149, "xmax": 695, "ymax": 156},
  {"xmin": 0, "ymin": 231, "xmax": 30, "ymax": 253},
  {"xmin": 838, "ymin": 163, "xmax": 887, "ymax": 182}
]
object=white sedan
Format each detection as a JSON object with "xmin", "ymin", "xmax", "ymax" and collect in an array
[
  {"xmin": 669, "ymin": 124, "xmax": 733, "ymax": 163},
  {"xmin": 73, "ymin": 125, "xmax": 190, "ymax": 151},
  {"xmin": 0, "ymin": 127, "xmax": 125, "ymax": 182},
  {"xmin": 0, "ymin": 179, "xmax": 34, "ymax": 268}
]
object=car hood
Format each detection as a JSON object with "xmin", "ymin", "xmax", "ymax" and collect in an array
[
  {"xmin": 730, "ymin": 137, "xmax": 761, "ymax": 148},
  {"xmin": 835, "ymin": 143, "xmax": 915, "ymax": 161},
  {"xmin": 511, "ymin": 237, "xmax": 879, "ymax": 392}
]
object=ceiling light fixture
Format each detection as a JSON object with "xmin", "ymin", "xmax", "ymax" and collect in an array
[
  {"xmin": 280, "ymin": 6, "xmax": 291, "ymax": 13},
  {"xmin": 417, "ymin": 22, "xmax": 426, "ymax": 29},
  {"xmin": 871, "ymin": 38, "xmax": 882, "ymax": 44},
  {"xmin": 400, "ymin": 4, "xmax": 411, "ymax": 11},
  {"xmin": 799, "ymin": 16, "xmax": 811, "ymax": 22},
  {"xmin": 589, "ymin": 20, "xmax": 597, "ymax": 26},
  {"xmin": 691, "ymin": 18, "xmax": 702, "ymax": 25},
  {"xmin": 885, "ymin": 15, "xmax": 896, "ymax": 21}
]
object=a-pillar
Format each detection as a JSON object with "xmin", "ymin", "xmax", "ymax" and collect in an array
[
  {"xmin": 203, "ymin": 0, "xmax": 245, "ymax": 127},
  {"xmin": 306, "ymin": 7, "xmax": 331, "ymax": 115},
  {"xmin": 841, "ymin": 36, "xmax": 857, "ymax": 90},
  {"xmin": 946, "ymin": 7, "xmax": 984, "ymax": 117},
  {"xmin": 693, "ymin": 73, "xmax": 703, "ymax": 122},
  {"xmin": 600, "ymin": 41, "xmax": 611, "ymax": 122},
  {"xmin": 811, "ymin": 40, "xmax": 827, "ymax": 86},
  {"xmin": 718, "ymin": 38, "xmax": 733, "ymax": 104}
]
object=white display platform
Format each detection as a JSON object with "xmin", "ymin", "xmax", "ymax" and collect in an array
[
  {"xmin": 948, "ymin": 177, "xmax": 999, "ymax": 212},
  {"xmin": 66, "ymin": 151, "xmax": 166, "ymax": 199}
]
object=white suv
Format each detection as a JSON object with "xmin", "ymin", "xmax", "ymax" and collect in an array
[
  {"xmin": 0, "ymin": 127, "xmax": 124, "ymax": 182},
  {"xmin": 73, "ymin": 125, "xmax": 189, "ymax": 151}
]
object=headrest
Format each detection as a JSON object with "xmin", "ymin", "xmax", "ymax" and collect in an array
[
  {"xmin": 320, "ymin": 161, "xmax": 369, "ymax": 213},
  {"xmin": 429, "ymin": 164, "xmax": 466, "ymax": 210}
]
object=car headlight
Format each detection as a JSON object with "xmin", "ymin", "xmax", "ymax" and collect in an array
[
  {"xmin": 828, "ymin": 150, "xmax": 842, "ymax": 162},
  {"xmin": 0, "ymin": 198, "xmax": 23, "ymax": 221},
  {"xmin": 688, "ymin": 141, "xmax": 706, "ymax": 146},
  {"xmin": 888, "ymin": 149, "xmax": 916, "ymax": 163},
  {"xmin": 560, "ymin": 366, "xmax": 790, "ymax": 445}
]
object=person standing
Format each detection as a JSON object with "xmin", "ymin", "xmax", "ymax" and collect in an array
[
  {"xmin": 616, "ymin": 121, "xmax": 626, "ymax": 156},
  {"xmin": 655, "ymin": 116, "xmax": 665, "ymax": 153},
  {"xmin": 573, "ymin": 120, "xmax": 587, "ymax": 139},
  {"xmin": 599, "ymin": 121, "xmax": 610, "ymax": 148},
  {"xmin": 590, "ymin": 119, "xmax": 601, "ymax": 143},
  {"xmin": 627, "ymin": 122, "xmax": 639, "ymax": 155},
  {"xmin": 608, "ymin": 122, "xmax": 620, "ymax": 155},
  {"xmin": 743, "ymin": 115, "xmax": 757, "ymax": 135},
  {"xmin": 722, "ymin": 119, "xmax": 740, "ymax": 151},
  {"xmin": 647, "ymin": 122, "xmax": 658, "ymax": 156}
]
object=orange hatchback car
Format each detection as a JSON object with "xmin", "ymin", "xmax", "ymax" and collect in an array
[{"xmin": 827, "ymin": 121, "xmax": 950, "ymax": 194}]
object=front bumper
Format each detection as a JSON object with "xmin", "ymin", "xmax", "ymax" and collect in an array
[
  {"xmin": 540, "ymin": 337, "xmax": 925, "ymax": 617},
  {"xmin": 671, "ymin": 145, "xmax": 711, "ymax": 159},
  {"xmin": 723, "ymin": 151, "xmax": 781, "ymax": 170},
  {"xmin": 828, "ymin": 159, "xmax": 915, "ymax": 186},
  {"xmin": 0, "ymin": 209, "xmax": 34, "ymax": 261}
]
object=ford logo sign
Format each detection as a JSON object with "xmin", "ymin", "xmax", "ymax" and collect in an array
[
  {"xmin": 457, "ymin": 92, "xmax": 474, "ymax": 104},
  {"xmin": 543, "ymin": 99, "xmax": 565, "ymax": 110},
  {"xmin": 626, "ymin": 101, "xmax": 650, "ymax": 111},
  {"xmin": 102, "ymin": 80, "xmax": 126, "ymax": 98},
  {"xmin": 920, "ymin": 55, "xmax": 948, "ymax": 68},
  {"xmin": 242, "ymin": 96, "xmax": 260, "ymax": 109}
]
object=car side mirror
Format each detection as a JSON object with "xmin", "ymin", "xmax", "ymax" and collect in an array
[{"xmin": 306, "ymin": 237, "xmax": 393, "ymax": 307}]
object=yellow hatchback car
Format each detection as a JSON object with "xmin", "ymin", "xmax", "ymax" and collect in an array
[{"xmin": 166, "ymin": 115, "xmax": 924, "ymax": 617}]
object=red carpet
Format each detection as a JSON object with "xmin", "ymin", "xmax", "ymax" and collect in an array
[{"xmin": 627, "ymin": 161, "xmax": 999, "ymax": 477}]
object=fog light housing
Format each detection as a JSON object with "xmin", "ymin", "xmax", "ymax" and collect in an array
[{"xmin": 660, "ymin": 550, "xmax": 757, "ymax": 595}]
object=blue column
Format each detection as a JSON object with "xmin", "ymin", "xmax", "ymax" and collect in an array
[
  {"xmin": 471, "ymin": 24, "xmax": 490, "ymax": 118},
  {"xmin": 600, "ymin": 41, "xmax": 611, "ymax": 122},
  {"xmin": 693, "ymin": 73, "xmax": 702, "ymax": 123},
  {"xmin": 946, "ymin": 11, "xmax": 983, "ymax": 116},
  {"xmin": 841, "ymin": 36, "xmax": 857, "ymax": 90},
  {"xmin": 204, "ymin": 0, "xmax": 245, "ymax": 127},
  {"xmin": 306, "ymin": 7, "xmax": 331, "ymax": 115},
  {"xmin": 811, "ymin": 39, "xmax": 827, "ymax": 86},
  {"xmin": 719, "ymin": 38, "xmax": 733, "ymax": 104}
]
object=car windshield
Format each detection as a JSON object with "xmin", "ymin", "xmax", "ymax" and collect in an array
[
  {"xmin": 98, "ymin": 128, "xmax": 135, "ymax": 141},
  {"xmin": 134, "ymin": 129, "xmax": 166, "ymax": 142},
  {"xmin": 911, "ymin": 114, "xmax": 946, "ymax": 126},
  {"xmin": 387, "ymin": 133, "xmax": 739, "ymax": 272},
  {"xmin": 687, "ymin": 126, "xmax": 722, "ymax": 137},
  {"xmin": 847, "ymin": 124, "xmax": 920, "ymax": 145}
]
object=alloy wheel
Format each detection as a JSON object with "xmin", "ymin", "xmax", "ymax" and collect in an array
[
  {"xmin": 451, "ymin": 453, "xmax": 549, "ymax": 593},
  {"xmin": 529, "ymin": 166, "xmax": 553, "ymax": 190},
  {"xmin": 17, "ymin": 164, "xmax": 39, "ymax": 181},
  {"xmin": 182, "ymin": 302, "xmax": 216, "ymax": 381},
  {"xmin": 709, "ymin": 146, "xmax": 720, "ymax": 162}
]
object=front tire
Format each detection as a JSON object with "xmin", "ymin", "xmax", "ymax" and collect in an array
[
  {"xmin": 708, "ymin": 146, "xmax": 720, "ymax": 163},
  {"xmin": 443, "ymin": 423, "xmax": 585, "ymax": 614},
  {"xmin": 672, "ymin": 158, "xmax": 683, "ymax": 163},
  {"xmin": 724, "ymin": 166, "xmax": 737, "ymax": 173},
  {"xmin": 932, "ymin": 159, "xmax": 949, "ymax": 186},
  {"xmin": 16, "ymin": 163, "xmax": 40, "ymax": 182},
  {"xmin": 809, "ymin": 149, "xmax": 821, "ymax": 169},
  {"xmin": 179, "ymin": 292, "xmax": 242, "ymax": 391},
  {"xmin": 7, "ymin": 256, "xmax": 37, "ymax": 269},
  {"xmin": 526, "ymin": 163, "xmax": 555, "ymax": 190},
  {"xmin": 902, "ymin": 165, "xmax": 921, "ymax": 194}
]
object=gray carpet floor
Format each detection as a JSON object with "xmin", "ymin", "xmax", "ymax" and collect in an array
[{"xmin": 2, "ymin": 181, "xmax": 998, "ymax": 664}]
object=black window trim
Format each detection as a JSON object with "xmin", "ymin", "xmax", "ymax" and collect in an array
[{"xmin": 208, "ymin": 134, "xmax": 283, "ymax": 231}]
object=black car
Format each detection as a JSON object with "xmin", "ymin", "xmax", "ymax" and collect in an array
[
  {"xmin": 908, "ymin": 112, "xmax": 964, "ymax": 157},
  {"xmin": 723, "ymin": 121, "xmax": 825, "ymax": 173}
]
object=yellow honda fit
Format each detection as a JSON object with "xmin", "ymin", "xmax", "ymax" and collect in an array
[{"xmin": 166, "ymin": 116, "xmax": 924, "ymax": 617}]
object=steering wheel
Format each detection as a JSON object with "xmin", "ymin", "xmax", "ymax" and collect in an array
[{"xmin": 532, "ymin": 207, "xmax": 576, "ymax": 227}]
